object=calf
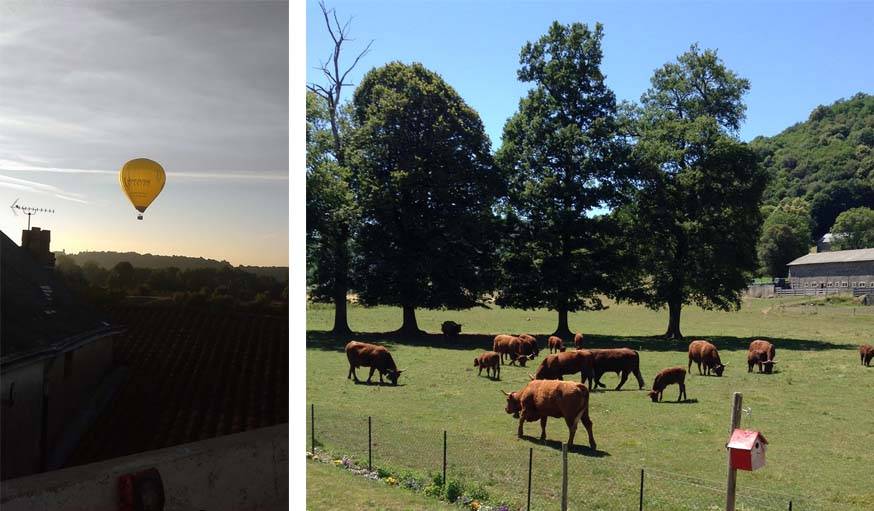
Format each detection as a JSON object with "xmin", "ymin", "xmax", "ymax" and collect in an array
[
  {"xmin": 474, "ymin": 351, "xmax": 501, "ymax": 380},
  {"xmin": 574, "ymin": 332, "xmax": 585, "ymax": 350},
  {"xmin": 648, "ymin": 367, "xmax": 687, "ymax": 402},
  {"xmin": 688, "ymin": 340, "xmax": 726, "ymax": 376},
  {"xmin": 502, "ymin": 379, "xmax": 596, "ymax": 450},
  {"xmin": 748, "ymin": 340, "xmax": 777, "ymax": 374},
  {"xmin": 860, "ymin": 344, "xmax": 874, "ymax": 367},
  {"xmin": 589, "ymin": 348, "xmax": 645, "ymax": 390},
  {"xmin": 345, "ymin": 341, "xmax": 404, "ymax": 385},
  {"xmin": 547, "ymin": 336, "xmax": 566, "ymax": 353},
  {"xmin": 533, "ymin": 350, "xmax": 595, "ymax": 389}
]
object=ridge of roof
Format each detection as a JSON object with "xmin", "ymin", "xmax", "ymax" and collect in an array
[{"xmin": 787, "ymin": 248, "xmax": 874, "ymax": 266}]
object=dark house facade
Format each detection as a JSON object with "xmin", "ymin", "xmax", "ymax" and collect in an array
[
  {"xmin": 0, "ymin": 228, "xmax": 121, "ymax": 480},
  {"xmin": 786, "ymin": 248, "xmax": 874, "ymax": 291}
]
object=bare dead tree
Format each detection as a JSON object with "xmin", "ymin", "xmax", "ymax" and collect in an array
[{"xmin": 306, "ymin": 1, "xmax": 372, "ymax": 336}]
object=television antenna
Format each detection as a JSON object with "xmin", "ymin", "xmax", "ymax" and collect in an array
[{"xmin": 9, "ymin": 198, "xmax": 55, "ymax": 230}]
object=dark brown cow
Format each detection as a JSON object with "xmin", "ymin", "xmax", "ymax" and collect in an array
[
  {"xmin": 648, "ymin": 367, "xmax": 687, "ymax": 402},
  {"xmin": 474, "ymin": 351, "xmax": 501, "ymax": 380},
  {"xmin": 502, "ymin": 379, "xmax": 596, "ymax": 449},
  {"xmin": 442, "ymin": 321, "xmax": 462, "ymax": 337},
  {"xmin": 860, "ymin": 344, "xmax": 874, "ymax": 367},
  {"xmin": 345, "ymin": 341, "xmax": 404, "ymax": 385},
  {"xmin": 574, "ymin": 332, "xmax": 585, "ymax": 350},
  {"xmin": 518, "ymin": 334, "xmax": 540, "ymax": 357},
  {"xmin": 547, "ymin": 336, "xmax": 566, "ymax": 354},
  {"xmin": 688, "ymin": 340, "xmax": 725, "ymax": 376},
  {"xmin": 748, "ymin": 340, "xmax": 777, "ymax": 374},
  {"xmin": 533, "ymin": 350, "xmax": 595, "ymax": 389},
  {"xmin": 589, "ymin": 348, "xmax": 645, "ymax": 390}
]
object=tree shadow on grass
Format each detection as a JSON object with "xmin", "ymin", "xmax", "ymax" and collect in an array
[
  {"xmin": 306, "ymin": 331, "xmax": 856, "ymax": 353},
  {"xmin": 518, "ymin": 435, "xmax": 609, "ymax": 457}
]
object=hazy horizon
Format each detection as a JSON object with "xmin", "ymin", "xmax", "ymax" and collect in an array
[{"xmin": 0, "ymin": 1, "xmax": 289, "ymax": 267}]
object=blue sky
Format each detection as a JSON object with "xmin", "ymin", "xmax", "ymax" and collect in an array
[{"xmin": 306, "ymin": 0, "xmax": 874, "ymax": 147}]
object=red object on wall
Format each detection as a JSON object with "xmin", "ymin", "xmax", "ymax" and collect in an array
[
  {"xmin": 728, "ymin": 429, "xmax": 768, "ymax": 471},
  {"xmin": 118, "ymin": 467, "xmax": 165, "ymax": 511}
]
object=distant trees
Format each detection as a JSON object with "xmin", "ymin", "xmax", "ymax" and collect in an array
[
  {"xmin": 616, "ymin": 45, "xmax": 767, "ymax": 339},
  {"xmin": 830, "ymin": 207, "xmax": 874, "ymax": 249},
  {"xmin": 495, "ymin": 21, "xmax": 635, "ymax": 337},
  {"xmin": 349, "ymin": 62, "xmax": 502, "ymax": 334},
  {"xmin": 757, "ymin": 198, "xmax": 813, "ymax": 276}
]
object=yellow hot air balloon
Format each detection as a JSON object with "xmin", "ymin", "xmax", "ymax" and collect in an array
[{"xmin": 119, "ymin": 158, "xmax": 165, "ymax": 220}]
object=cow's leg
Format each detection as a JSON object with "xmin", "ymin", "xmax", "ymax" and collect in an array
[
  {"xmin": 748, "ymin": 362, "xmax": 753, "ymax": 373},
  {"xmin": 566, "ymin": 422, "xmax": 576, "ymax": 448},
  {"xmin": 350, "ymin": 365, "xmax": 360, "ymax": 382},
  {"xmin": 367, "ymin": 367, "xmax": 375, "ymax": 383},
  {"xmin": 539, "ymin": 417, "xmax": 548, "ymax": 441},
  {"xmin": 347, "ymin": 364, "xmax": 354, "ymax": 380},
  {"xmin": 496, "ymin": 364, "xmax": 500, "ymax": 380},
  {"xmin": 633, "ymin": 368, "xmax": 645, "ymax": 389},
  {"xmin": 688, "ymin": 358, "xmax": 693, "ymax": 374},
  {"xmin": 581, "ymin": 410, "xmax": 596, "ymax": 450},
  {"xmin": 697, "ymin": 361, "xmax": 703, "ymax": 375},
  {"xmin": 616, "ymin": 370, "xmax": 629, "ymax": 390},
  {"xmin": 517, "ymin": 417, "xmax": 525, "ymax": 438},
  {"xmin": 678, "ymin": 383, "xmax": 684, "ymax": 402}
]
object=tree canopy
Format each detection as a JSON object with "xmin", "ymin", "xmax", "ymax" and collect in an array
[
  {"xmin": 757, "ymin": 198, "xmax": 813, "ymax": 277},
  {"xmin": 830, "ymin": 206, "xmax": 874, "ymax": 250}
]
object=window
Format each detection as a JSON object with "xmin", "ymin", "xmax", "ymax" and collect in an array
[
  {"xmin": 841, "ymin": 282, "xmax": 848, "ymax": 288},
  {"xmin": 861, "ymin": 282, "xmax": 868, "ymax": 288},
  {"xmin": 827, "ymin": 282, "xmax": 833, "ymax": 287},
  {"xmin": 64, "ymin": 351, "xmax": 74, "ymax": 380}
]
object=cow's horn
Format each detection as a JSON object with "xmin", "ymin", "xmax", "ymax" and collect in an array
[
  {"xmin": 528, "ymin": 373, "xmax": 535, "ymax": 380},
  {"xmin": 501, "ymin": 390, "xmax": 510, "ymax": 397}
]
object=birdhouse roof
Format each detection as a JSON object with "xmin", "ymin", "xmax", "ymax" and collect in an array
[{"xmin": 728, "ymin": 429, "xmax": 768, "ymax": 450}]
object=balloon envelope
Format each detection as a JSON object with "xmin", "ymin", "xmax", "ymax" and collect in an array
[{"xmin": 119, "ymin": 158, "xmax": 165, "ymax": 216}]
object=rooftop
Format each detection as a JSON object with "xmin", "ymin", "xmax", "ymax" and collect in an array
[{"xmin": 787, "ymin": 248, "xmax": 874, "ymax": 266}]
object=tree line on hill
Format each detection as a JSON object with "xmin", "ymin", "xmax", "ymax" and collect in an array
[
  {"xmin": 55, "ymin": 254, "xmax": 288, "ymax": 313},
  {"xmin": 308, "ymin": 8, "xmax": 771, "ymax": 340}
]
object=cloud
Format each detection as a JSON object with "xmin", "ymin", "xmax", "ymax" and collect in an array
[
  {"xmin": 0, "ymin": 174, "xmax": 91, "ymax": 204},
  {"xmin": 0, "ymin": 161, "xmax": 288, "ymax": 181}
]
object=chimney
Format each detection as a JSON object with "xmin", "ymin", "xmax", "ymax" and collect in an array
[{"xmin": 21, "ymin": 227, "xmax": 56, "ymax": 268}]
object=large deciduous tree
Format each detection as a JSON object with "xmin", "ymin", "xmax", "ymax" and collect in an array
[
  {"xmin": 619, "ymin": 45, "xmax": 768, "ymax": 339},
  {"xmin": 349, "ymin": 62, "xmax": 501, "ymax": 335},
  {"xmin": 495, "ymin": 22, "xmax": 636, "ymax": 337},
  {"xmin": 757, "ymin": 198, "xmax": 813, "ymax": 277},
  {"xmin": 830, "ymin": 206, "xmax": 874, "ymax": 249}
]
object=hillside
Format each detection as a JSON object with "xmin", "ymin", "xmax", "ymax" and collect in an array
[
  {"xmin": 63, "ymin": 251, "xmax": 288, "ymax": 282},
  {"xmin": 751, "ymin": 92, "xmax": 874, "ymax": 237}
]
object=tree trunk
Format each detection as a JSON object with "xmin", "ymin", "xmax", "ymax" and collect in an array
[
  {"xmin": 553, "ymin": 308, "xmax": 572, "ymax": 339},
  {"xmin": 399, "ymin": 304, "xmax": 424, "ymax": 336},
  {"xmin": 663, "ymin": 300, "xmax": 683, "ymax": 340},
  {"xmin": 330, "ymin": 231, "xmax": 352, "ymax": 336}
]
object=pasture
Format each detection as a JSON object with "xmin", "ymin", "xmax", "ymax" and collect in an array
[{"xmin": 306, "ymin": 297, "xmax": 874, "ymax": 510}]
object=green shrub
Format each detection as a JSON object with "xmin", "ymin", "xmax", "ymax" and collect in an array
[{"xmin": 444, "ymin": 479, "xmax": 464, "ymax": 503}]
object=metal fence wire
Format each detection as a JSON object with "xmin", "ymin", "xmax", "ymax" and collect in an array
[{"xmin": 307, "ymin": 404, "xmax": 848, "ymax": 511}]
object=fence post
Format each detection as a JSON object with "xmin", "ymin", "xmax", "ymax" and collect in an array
[
  {"xmin": 368, "ymin": 416, "xmax": 372, "ymax": 471},
  {"xmin": 639, "ymin": 468, "xmax": 644, "ymax": 511},
  {"xmin": 527, "ymin": 447, "xmax": 533, "ymax": 511},
  {"xmin": 726, "ymin": 392, "xmax": 743, "ymax": 511},
  {"xmin": 788, "ymin": 501, "xmax": 792, "ymax": 511},
  {"xmin": 311, "ymin": 403, "xmax": 315, "ymax": 453},
  {"xmin": 443, "ymin": 430, "xmax": 447, "ymax": 487},
  {"xmin": 561, "ymin": 443, "xmax": 568, "ymax": 511}
]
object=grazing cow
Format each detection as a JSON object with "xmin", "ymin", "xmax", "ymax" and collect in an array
[
  {"xmin": 474, "ymin": 351, "xmax": 501, "ymax": 380},
  {"xmin": 688, "ymin": 340, "xmax": 726, "ymax": 376},
  {"xmin": 493, "ymin": 334, "xmax": 519, "ymax": 364},
  {"xmin": 574, "ymin": 332, "xmax": 585, "ymax": 350},
  {"xmin": 547, "ymin": 336, "xmax": 566, "ymax": 353},
  {"xmin": 748, "ymin": 340, "xmax": 777, "ymax": 374},
  {"xmin": 502, "ymin": 379, "xmax": 596, "ymax": 450},
  {"xmin": 518, "ymin": 334, "xmax": 540, "ymax": 357},
  {"xmin": 860, "ymin": 344, "xmax": 874, "ymax": 367},
  {"xmin": 533, "ymin": 350, "xmax": 595, "ymax": 388},
  {"xmin": 589, "ymin": 348, "xmax": 645, "ymax": 390},
  {"xmin": 442, "ymin": 321, "xmax": 462, "ymax": 338},
  {"xmin": 648, "ymin": 367, "xmax": 687, "ymax": 402},
  {"xmin": 345, "ymin": 341, "xmax": 404, "ymax": 385}
]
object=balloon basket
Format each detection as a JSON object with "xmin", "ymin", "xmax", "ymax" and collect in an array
[{"xmin": 137, "ymin": 214, "xmax": 143, "ymax": 220}]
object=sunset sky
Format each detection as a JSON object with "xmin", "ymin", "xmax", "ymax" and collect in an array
[{"xmin": 0, "ymin": 1, "xmax": 288, "ymax": 267}]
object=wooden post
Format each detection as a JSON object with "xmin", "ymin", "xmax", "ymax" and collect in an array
[
  {"xmin": 311, "ymin": 403, "xmax": 315, "ymax": 453},
  {"xmin": 726, "ymin": 392, "xmax": 743, "ymax": 511},
  {"xmin": 561, "ymin": 443, "xmax": 568, "ymax": 511},
  {"xmin": 788, "ymin": 501, "xmax": 792, "ymax": 511},
  {"xmin": 639, "ymin": 468, "xmax": 645, "ymax": 511},
  {"xmin": 527, "ymin": 447, "xmax": 533, "ymax": 511},
  {"xmin": 442, "ymin": 430, "xmax": 447, "ymax": 487},
  {"xmin": 368, "ymin": 416, "xmax": 372, "ymax": 471}
]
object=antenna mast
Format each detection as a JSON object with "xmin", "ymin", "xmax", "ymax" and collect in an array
[{"xmin": 9, "ymin": 199, "xmax": 55, "ymax": 230}]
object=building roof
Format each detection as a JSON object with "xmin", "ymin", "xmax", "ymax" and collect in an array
[
  {"xmin": 0, "ymin": 230, "xmax": 117, "ymax": 368},
  {"xmin": 786, "ymin": 248, "xmax": 874, "ymax": 266}
]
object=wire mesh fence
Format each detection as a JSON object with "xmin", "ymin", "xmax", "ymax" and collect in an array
[{"xmin": 307, "ymin": 403, "xmax": 848, "ymax": 511}]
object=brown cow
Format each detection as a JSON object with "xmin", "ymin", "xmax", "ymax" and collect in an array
[
  {"xmin": 493, "ymin": 334, "xmax": 519, "ymax": 364},
  {"xmin": 688, "ymin": 340, "xmax": 726, "ymax": 376},
  {"xmin": 502, "ymin": 379, "xmax": 596, "ymax": 450},
  {"xmin": 533, "ymin": 350, "xmax": 595, "ymax": 389},
  {"xmin": 518, "ymin": 334, "xmax": 540, "ymax": 357},
  {"xmin": 574, "ymin": 332, "xmax": 585, "ymax": 350},
  {"xmin": 589, "ymin": 348, "xmax": 645, "ymax": 390},
  {"xmin": 860, "ymin": 344, "xmax": 874, "ymax": 367},
  {"xmin": 345, "ymin": 341, "xmax": 404, "ymax": 385},
  {"xmin": 748, "ymin": 340, "xmax": 777, "ymax": 374},
  {"xmin": 474, "ymin": 351, "xmax": 501, "ymax": 380},
  {"xmin": 648, "ymin": 367, "xmax": 687, "ymax": 402},
  {"xmin": 547, "ymin": 336, "xmax": 566, "ymax": 354}
]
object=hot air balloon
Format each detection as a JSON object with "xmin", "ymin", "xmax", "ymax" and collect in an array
[{"xmin": 119, "ymin": 158, "xmax": 165, "ymax": 220}]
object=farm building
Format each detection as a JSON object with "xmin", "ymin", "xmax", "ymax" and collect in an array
[
  {"xmin": 786, "ymin": 248, "xmax": 874, "ymax": 291},
  {"xmin": 0, "ymin": 228, "xmax": 121, "ymax": 480}
]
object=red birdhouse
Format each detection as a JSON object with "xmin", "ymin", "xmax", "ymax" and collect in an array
[{"xmin": 728, "ymin": 429, "xmax": 768, "ymax": 471}]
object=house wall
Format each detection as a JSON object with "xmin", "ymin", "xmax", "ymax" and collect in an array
[
  {"xmin": 1, "ymin": 363, "xmax": 44, "ymax": 480},
  {"xmin": 788, "ymin": 261, "xmax": 874, "ymax": 290}
]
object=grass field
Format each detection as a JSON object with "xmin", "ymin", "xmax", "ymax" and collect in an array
[{"xmin": 306, "ymin": 297, "xmax": 874, "ymax": 510}]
